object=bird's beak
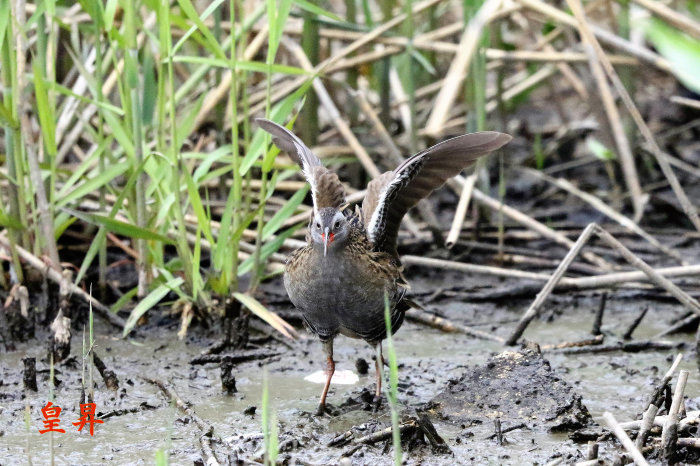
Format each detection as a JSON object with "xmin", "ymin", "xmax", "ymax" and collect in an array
[{"xmin": 323, "ymin": 227, "xmax": 330, "ymax": 257}]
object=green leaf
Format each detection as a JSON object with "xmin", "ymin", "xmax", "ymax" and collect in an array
[
  {"xmin": 142, "ymin": 51, "xmax": 157, "ymax": 125},
  {"xmin": 0, "ymin": 209, "xmax": 25, "ymax": 230},
  {"xmin": 644, "ymin": 18, "xmax": 700, "ymax": 94},
  {"xmin": 175, "ymin": 0, "xmax": 227, "ymax": 61},
  {"xmin": 56, "ymin": 159, "xmax": 128, "ymax": 208},
  {"xmin": 123, "ymin": 277, "xmax": 185, "ymax": 337},
  {"xmin": 292, "ymin": 0, "xmax": 342, "ymax": 22},
  {"xmin": 32, "ymin": 60, "xmax": 57, "ymax": 156},
  {"xmin": 184, "ymin": 169, "xmax": 216, "ymax": 248},
  {"xmin": 233, "ymin": 292, "xmax": 297, "ymax": 339},
  {"xmin": 262, "ymin": 185, "xmax": 309, "ymax": 240},
  {"xmin": 587, "ymin": 137, "xmax": 616, "ymax": 161},
  {"xmin": 238, "ymin": 225, "xmax": 299, "ymax": 276},
  {"xmin": 63, "ymin": 208, "xmax": 175, "ymax": 244}
]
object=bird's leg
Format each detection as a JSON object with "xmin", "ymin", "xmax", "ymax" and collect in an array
[
  {"xmin": 316, "ymin": 339, "xmax": 335, "ymax": 416},
  {"xmin": 373, "ymin": 342, "xmax": 384, "ymax": 412}
]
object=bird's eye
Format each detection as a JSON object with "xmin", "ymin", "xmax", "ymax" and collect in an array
[
  {"xmin": 334, "ymin": 221, "xmax": 341, "ymax": 229},
  {"xmin": 315, "ymin": 222, "xmax": 321, "ymax": 229}
]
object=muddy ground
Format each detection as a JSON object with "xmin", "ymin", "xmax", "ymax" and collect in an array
[{"xmin": 2, "ymin": 247, "xmax": 700, "ymax": 465}]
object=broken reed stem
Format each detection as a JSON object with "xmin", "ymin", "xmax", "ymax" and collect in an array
[
  {"xmin": 636, "ymin": 353, "xmax": 683, "ymax": 450},
  {"xmin": 146, "ymin": 377, "xmax": 220, "ymax": 466},
  {"xmin": 602, "ymin": 412, "xmax": 650, "ymax": 466},
  {"xmin": 594, "ymin": 226, "xmax": 700, "ymax": 316},
  {"xmin": 446, "ymin": 173, "xmax": 477, "ymax": 248},
  {"xmin": 661, "ymin": 370, "xmax": 689, "ymax": 462},
  {"xmin": 506, "ymin": 223, "xmax": 597, "ymax": 345}
]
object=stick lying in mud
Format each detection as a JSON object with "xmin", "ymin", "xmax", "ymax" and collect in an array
[
  {"xmin": 506, "ymin": 223, "xmax": 700, "ymax": 345},
  {"xmin": 602, "ymin": 411, "xmax": 650, "ymax": 466},
  {"xmin": 146, "ymin": 377, "xmax": 221, "ymax": 466},
  {"xmin": 662, "ymin": 370, "xmax": 689, "ymax": 463},
  {"xmin": 404, "ymin": 308, "xmax": 504, "ymax": 343},
  {"xmin": 189, "ymin": 349, "xmax": 281, "ymax": 365},
  {"xmin": 550, "ymin": 340, "xmax": 682, "ymax": 354},
  {"xmin": 0, "ymin": 236, "xmax": 126, "ymax": 330}
]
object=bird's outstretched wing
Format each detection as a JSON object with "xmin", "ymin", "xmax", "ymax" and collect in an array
[
  {"xmin": 362, "ymin": 132, "xmax": 511, "ymax": 256},
  {"xmin": 256, "ymin": 118, "xmax": 345, "ymax": 211}
]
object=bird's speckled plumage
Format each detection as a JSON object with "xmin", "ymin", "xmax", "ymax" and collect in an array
[
  {"xmin": 284, "ymin": 211, "xmax": 407, "ymax": 344},
  {"xmin": 256, "ymin": 117, "xmax": 511, "ymax": 415}
]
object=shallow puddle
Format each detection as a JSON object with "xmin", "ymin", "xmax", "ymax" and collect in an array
[{"xmin": 1, "ymin": 291, "xmax": 698, "ymax": 464}]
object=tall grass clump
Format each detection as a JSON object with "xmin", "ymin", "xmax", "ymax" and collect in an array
[{"xmin": 0, "ymin": 0, "xmax": 325, "ymax": 341}]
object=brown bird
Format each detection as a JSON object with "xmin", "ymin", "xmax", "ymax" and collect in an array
[{"xmin": 257, "ymin": 118, "xmax": 511, "ymax": 415}]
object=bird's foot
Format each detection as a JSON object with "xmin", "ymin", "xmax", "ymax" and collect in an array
[
  {"xmin": 315, "ymin": 403, "xmax": 337, "ymax": 417},
  {"xmin": 372, "ymin": 395, "xmax": 383, "ymax": 413}
]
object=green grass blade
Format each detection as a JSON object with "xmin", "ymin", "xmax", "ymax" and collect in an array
[
  {"xmin": 123, "ymin": 276, "xmax": 185, "ymax": 337},
  {"xmin": 233, "ymin": 292, "xmax": 297, "ymax": 339}
]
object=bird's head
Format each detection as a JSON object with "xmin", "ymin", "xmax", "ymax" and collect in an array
[{"xmin": 310, "ymin": 207, "xmax": 349, "ymax": 257}]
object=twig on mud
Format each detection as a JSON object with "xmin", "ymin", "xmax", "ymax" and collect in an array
[
  {"xmin": 484, "ymin": 421, "xmax": 527, "ymax": 440},
  {"xmin": 92, "ymin": 352, "xmax": 119, "ymax": 390},
  {"xmin": 591, "ymin": 292, "xmax": 607, "ymax": 336},
  {"xmin": 636, "ymin": 353, "xmax": 683, "ymax": 450},
  {"xmin": 145, "ymin": 377, "xmax": 221, "ymax": 466},
  {"xmin": 355, "ymin": 419, "xmax": 419, "ymax": 445},
  {"xmin": 661, "ymin": 370, "xmax": 689, "ymax": 463},
  {"xmin": 189, "ymin": 349, "xmax": 281, "ymax": 365},
  {"xmin": 0, "ymin": 235, "xmax": 126, "ymax": 329},
  {"xmin": 655, "ymin": 314, "xmax": 700, "ymax": 339},
  {"xmin": 540, "ymin": 334, "xmax": 603, "ymax": 351},
  {"xmin": 602, "ymin": 412, "xmax": 650, "ymax": 466},
  {"xmin": 552, "ymin": 340, "xmax": 682, "ymax": 354},
  {"xmin": 416, "ymin": 412, "xmax": 452, "ymax": 454},
  {"xmin": 506, "ymin": 223, "xmax": 597, "ymax": 345},
  {"xmin": 404, "ymin": 308, "xmax": 505, "ymax": 343},
  {"xmin": 622, "ymin": 307, "xmax": 649, "ymax": 340}
]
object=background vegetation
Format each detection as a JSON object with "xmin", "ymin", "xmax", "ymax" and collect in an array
[{"xmin": 1, "ymin": 0, "xmax": 699, "ymax": 342}]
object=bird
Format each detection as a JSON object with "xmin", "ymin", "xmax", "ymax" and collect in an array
[{"xmin": 257, "ymin": 118, "xmax": 511, "ymax": 415}]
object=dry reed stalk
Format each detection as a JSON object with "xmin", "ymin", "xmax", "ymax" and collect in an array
[
  {"xmin": 520, "ymin": 168, "xmax": 682, "ymax": 262},
  {"xmin": 445, "ymin": 173, "xmax": 477, "ymax": 248},
  {"xmin": 506, "ymin": 223, "xmax": 597, "ymax": 345},
  {"xmin": 283, "ymin": 39, "xmax": 382, "ymax": 178},
  {"xmin": 594, "ymin": 226, "xmax": 700, "ymax": 316},
  {"xmin": 424, "ymin": 0, "xmax": 503, "ymax": 138},
  {"xmin": 517, "ymin": 0, "xmax": 670, "ymax": 71},
  {"xmin": 454, "ymin": 179, "xmax": 611, "ymax": 269},
  {"xmin": 192, "ymin": 24, "xmax": 269, "ymax": 132},
  {"xmin": 631, "ymin": 0, "xmax": 700, "ymax": 40},
  {"xmin": 564, "ymin": 0, "xmax": 644, "ymax": 222}
]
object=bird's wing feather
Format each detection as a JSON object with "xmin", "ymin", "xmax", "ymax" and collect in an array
[
  {"xmin": 365, "ymin": 131, "xmax": 512, "ymax": 256},
  {"xmin": 256, "ymin": 118, "xmax": 345, "ymax": 211}
]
